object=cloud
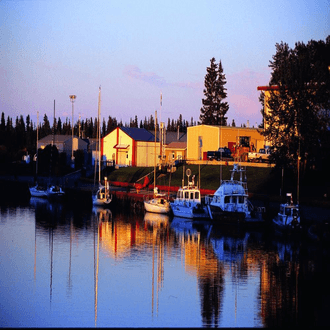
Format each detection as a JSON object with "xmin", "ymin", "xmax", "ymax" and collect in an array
[
  {"xmin": 123, "ymin": 65, "xmax": 167, "ymax": 88},
  {"xmin": 123, "ymin": 65, "xmax": 202, "ymax": 90}
]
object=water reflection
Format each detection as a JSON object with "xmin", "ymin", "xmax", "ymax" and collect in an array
[{"xmin": 0, "ymin": 199, "xmax": 329, "ymax": 327}]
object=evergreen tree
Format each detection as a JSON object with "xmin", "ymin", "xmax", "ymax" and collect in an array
[
  {"xmin": 216, "ymin": 61, "xmax": 229, "ymax": 125},
  {"xmin": 199, "ymin": 58, "xmax": 229, "ymax": 125},
  {"xmin": 41, "ymin": 114, "xmax": 51, "ymax": 138},
  {"xmin": 262, "ymin": 36, "xmax": 330, "ymax": 169}
]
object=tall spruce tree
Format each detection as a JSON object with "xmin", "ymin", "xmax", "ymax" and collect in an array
[{"xmin": 199, "ymin": 58, "xmax": 229, "ymax": 125}]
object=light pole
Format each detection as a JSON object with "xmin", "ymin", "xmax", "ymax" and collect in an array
[{"xmin": 69, "ymin": 95, "xmax": 76, "ymax": 168}]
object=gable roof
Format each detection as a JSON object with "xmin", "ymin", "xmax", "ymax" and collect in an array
[
  {"xmin": 148, "ymin": 130, "xmax": 187, "ymax": 143},
  {"xmin": 120, "ymin": 127, "xmax": 158, "ymax": 142},
  {"xmin": 166, "ymin": 141, "xmax": 187, "ymax": 149},
  {"xmin": 38, "ymin": 134, "xmax": 79, "ymax": 144}
]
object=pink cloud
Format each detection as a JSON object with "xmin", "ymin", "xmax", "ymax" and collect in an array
[
  {"xmin": 123, "ymin": 65, "xmax": 203, "ymax": 90},
  {"xmin": 123, "ymin": 65, "xmax": 167, "ymax": 88}
]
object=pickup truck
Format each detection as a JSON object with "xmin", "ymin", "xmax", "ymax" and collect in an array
[
  {"xmin": 248, "ymin": 148, "xmax": 271, "ymax": 163},
  {"xmin": 207, "ymin": 147, "xmax": 233, "ymax": 161}
]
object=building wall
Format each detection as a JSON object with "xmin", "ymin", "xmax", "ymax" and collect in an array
[
  {"xmin": 164, "ymin": 148, "xmax": 186, "ymax": 162},
  {"xmin": 187, "ymin": 125, "xmax": 266, "ymax": 160},
  {"xmin": 220, "ymin": 126, "xmax": 265, "ymax": 151},
  {"xmin": 136, "ymin": 141, "xmax": 160, "ymax": 167},
  {"xmin": 103, "ymin": 128, "xmax": 131, "ymax": 166},
  {"xmin": 102, "ymin": 127, "xmax": 160, "ymax": 167},
  {"xmin": 187, "ymin": 125, "xmax": 219, "ymax": 160}
]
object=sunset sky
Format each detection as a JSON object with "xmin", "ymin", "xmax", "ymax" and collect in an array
[{"xmin": 1, "ymin": 0, "xmax": 329, "ymax": 128}]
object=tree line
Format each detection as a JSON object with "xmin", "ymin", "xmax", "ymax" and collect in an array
[{"xmin": 0, "ymin": 111, "xmax": 197, "ymax": 160}]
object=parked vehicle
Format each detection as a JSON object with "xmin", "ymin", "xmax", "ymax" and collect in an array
[
  {"xmin": 248, "ymin": 148, "xmax": 271, "ymax": 163},
  {"xmin": 207, "ymin": 147, "xmax": 233, "ymax": 161}
]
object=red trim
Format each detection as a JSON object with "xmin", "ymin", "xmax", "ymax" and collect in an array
[
  {"xmin": 116, "ymin": 128, "xmax": 119, "ymax": 164},
  {"xmin": 132, "ymin": 140, "xmax": 136, "ymax": 166},
  {"xmin": 257, "ymin": 85, "xmax": 280, "ymax": 91},
  {"xmin": 101, "ymin": 137, "xmax": 104, "ymax": 159}
]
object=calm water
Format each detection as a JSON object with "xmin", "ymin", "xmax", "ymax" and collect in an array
[{"xmin": 1, "ymin": 198, "xmax": 330, "ymax": 328}]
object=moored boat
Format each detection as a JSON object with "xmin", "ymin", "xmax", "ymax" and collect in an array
[
  {"xmin": 92, "ymin": 87, "xmax": 112, "ymax": 208},
  {"xmin": 93, "ymin": 181, "xmax": 112, "ymax": 207},
  {"xmin": 144, "ymin": 188, "xmax": 171, "ymax": 214},
  {"xmin": 170, "ymin": 169, "xmax": 210, "ymax": 219},
  {"xmin": 47, "ymin": 185, "xmax": 65, "ymax": 200},
  {"xmin": 272, "ymin": 193, "xmax": 301, "ymax": 234},
  {"xmin": 29, "ymin": 184, "xmax": 48, "ymax": 198},
  {"xmin": 205, "ymin": 164, "xmax": 253, "ymax": 223}
]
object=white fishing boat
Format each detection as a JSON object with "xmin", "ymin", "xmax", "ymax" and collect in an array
[
  {"xmin": 92, "ymin": 87, "xmax": 112, "ymax": 207},
  {"xmin": 170, "ymin": 169, "xmax": 210, "ymax": 219},
  {"xmin": 205, "ymin": 164, "xmax": 252, "ymax": 223},
  {"xmin": 272, "ymin": 193, "xmax": 301, "ymax": 233},
  {"xmin": 29, "ymin": 184, "xmax": 48, "ymax": 198}
]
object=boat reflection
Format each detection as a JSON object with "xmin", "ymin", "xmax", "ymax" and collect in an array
[
  {"xmin": 92, "ymin": 206, "xmax": 113, "ymax": 222},
  {"xmin": 25, "ymin": 200, "xmax": 329, "ymax": 327},
  {"xmin": 144, "ymin": 211, "xmax": 170, "ymax": 227}
]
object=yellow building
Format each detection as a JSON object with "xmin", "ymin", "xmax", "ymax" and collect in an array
[
  {"xmin": 187, "ymin": 124, "xmax": 266, "ymax": 160},
  {"xmin": 164, "ymin": 141, "xmax": 187, "ymax": 162}
]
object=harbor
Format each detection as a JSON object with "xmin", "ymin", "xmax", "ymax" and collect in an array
[{"xmin": 1, "ymin": 195, "xmax": 330, "ymax": 327}]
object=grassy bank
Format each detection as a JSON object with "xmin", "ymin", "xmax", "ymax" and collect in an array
[{"xmin": 101, "ymin": 163, "xmax": 330, "ymax": 207}]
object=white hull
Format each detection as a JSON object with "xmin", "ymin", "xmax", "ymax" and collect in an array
[
  {"xmin": 170, "ymin": 202, "xmax": 209, "ymax": 219},
  {"xmin": 29, "ymin": 186, "xmax": 47, "ymax": 198},
  {"xmin": 144, "ymin": 199, "xmax": 171, "ymax": 214}
]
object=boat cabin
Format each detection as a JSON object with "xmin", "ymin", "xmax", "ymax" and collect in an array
[{"xmin": 279, "ymin": 204, "xmax": 300, "ymax": 218}]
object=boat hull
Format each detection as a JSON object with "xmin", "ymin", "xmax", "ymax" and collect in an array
[
  {"xmin": 144, "ymin": 200, "xmax": 171, "ymax": 214},
  {"xmin": 93, "ymin": 197, "xmax": 112, "ymax": 207},
  {"xmin": 272, "ymin": 218, "xmax": 302, "ymax": 235},
  {"xmin": 207, "ymin": 204, "xmax": 245, "ymax": 223},
  {"xmin": 29, "ymin": 186, "xmax": 48, "ymax": 198},
  {"xmin": 47, "ymin": 186, "xmax": 65, "ymax": 200},
  {"xmin": 170, "ymin": 202, "xmax": 209, "ymax": 219}
]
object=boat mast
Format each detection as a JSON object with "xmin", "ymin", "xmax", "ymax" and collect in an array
[
  {"xmin": 154, "ymin": 110, "xmax": 157, "ymax": 197},
  {"xmin": 98, "ymin": 86, "xmax": 101, "ymax": 184},
  {"xmin": 36, "ymin": 111, "xmax": 39, "ymax": 177}
]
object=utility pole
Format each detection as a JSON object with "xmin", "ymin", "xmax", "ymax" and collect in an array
[{"xmin": 69, "ymin": 95, "xmax": 76, "ymax": 169}]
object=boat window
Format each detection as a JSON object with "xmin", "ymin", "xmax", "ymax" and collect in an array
[
  {"xmin": 238, "ymin": 196, "xmax": 244, "ymax": 203},
  {"xmin": 292, "ymin": 209, "xmax": 299, "ymax": 216},
  {"xmin": 224, "ymin": 196, "xmax": 230, "ymax": 203},
  {"xmin": 179, "ymin": 191, "xmax": 182, "ymax": 199},
  {"xmin": 185, "ymin": 191, "xmax": 189, "ymax": 199},
  {"xmin": 285, "ymin": 207, "xmax": 291, "ymax": 216},
  {"xmin": 195, "ymin": 191, "xmax": 199, "ymax": 200},
  {"xmin": 232, "ymin": 196, "xmax": 237, "ymax": 204},
  {"xmin": 190, "ymin": 192, "xmax": 194, "ymax": 200}
]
